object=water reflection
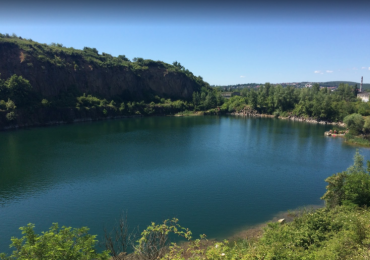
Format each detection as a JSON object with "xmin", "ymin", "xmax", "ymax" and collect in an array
[{"xmin": 0, "ymin": 116, "xmax": 368, "ymax": 254}]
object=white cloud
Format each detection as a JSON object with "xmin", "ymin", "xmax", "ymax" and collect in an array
[
  {"xmin": 314, "ymin": 70, "xmax": 321, "ymax": 74},
  {"xmin": 326, "ymin": 70, "xmax": 333, "ymax": 73},
  {"xmin": 369, "ymin": 67, "xmax": 370, "ymax": 70},
  {"xmin": 362, "ymin": 67, "xmax": 367, "ymax": 69},
  {"xmin": 240, "ymin": 75, "xmax": 245, "ymax": 78}
]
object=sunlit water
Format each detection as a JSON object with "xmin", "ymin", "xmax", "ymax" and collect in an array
[{"xmin": 0, "ymin": 116, "xmax": 368, "ymax": 253}]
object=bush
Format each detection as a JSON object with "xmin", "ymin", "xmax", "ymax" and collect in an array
[
  {"xmin": 0, "ymin": 223, "xmax": 110, "ymax": 260},
  {"xmin": 364, "ymin": 117, "xmax": 370, "ymax": 134},
  {"xmin": 343, "ymin": 113, "xmax": 364, "ymax": 135},
  {"xmin": 0, "ymin": 100, "xmax": 6, "ymax": 110},
  {"xmin": 5, "ymin": 111, "xmax": 16, "ymax": 121},
  {"xmin": 321, "ymin": 150, "xmax": 370, "ymax": 207},
  {"xmin": 5, "ymin": 99, "xmax": 16, "ymax": 110},
  {"xmin": 41, "ymin": 99, "xmax": 49, "ymax": 106}
]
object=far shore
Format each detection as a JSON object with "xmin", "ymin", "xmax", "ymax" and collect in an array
[
  {"xmin": 1, "ymin": 108, "xmax": 347, "ymax": 132},
  {"xmin": 229, "ymin": 111, "xmax": 346, "ymax": 127}
]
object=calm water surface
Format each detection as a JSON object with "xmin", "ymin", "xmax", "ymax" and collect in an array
[{"xmin": 0, "ymin": 116, "xmax": 369, "ymax": 253}]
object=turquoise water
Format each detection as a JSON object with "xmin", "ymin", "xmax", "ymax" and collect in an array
[{"xmin": 0, "ymin": 116, "xmax": 368, "ymax": 253}]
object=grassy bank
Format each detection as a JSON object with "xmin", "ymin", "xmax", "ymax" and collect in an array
[
  {"xmin": 166, "ymin": 206, "xmax": 370, "ymax": 260},
  {"xmin": 345, "ymin": 136, "xmax": 370, "ymax": 147}
]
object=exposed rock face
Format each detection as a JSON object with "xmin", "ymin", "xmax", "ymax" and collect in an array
[{"xmin": 0, "ymin": 42, "xmax": 200, "ymax": 100}]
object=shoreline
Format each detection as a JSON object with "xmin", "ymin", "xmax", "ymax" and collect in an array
[
  {"xmin": 224, "ymin": 203, "xmax": 324, "ymax": 242},
  {"xmin": 1, "ymin": 109, "xmax": 347, "ymax": 132},
  {"xmin": 229, "ymin": 111, "xmax": 346, "ymax": 127},
  {"xmin": 170, "ymin": 203, "xmax": 325, "ymax": 259}
]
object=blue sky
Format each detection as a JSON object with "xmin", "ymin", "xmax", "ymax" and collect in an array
[{"xmin": 1, "ymin": 0, "xmax": 370, "ymax": 85}]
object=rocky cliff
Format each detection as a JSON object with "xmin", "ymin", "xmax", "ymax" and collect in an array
[{"xmin": 0, "ymin": 37, "xmax": 204, "ymax": 100}]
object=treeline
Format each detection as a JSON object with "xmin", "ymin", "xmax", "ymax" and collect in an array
[
  {"xmin": 220, "ymin": 83, "xmax": 370, "ymax": 122},
  {"xmin": 0, "ymin": 74, "xmax": 221, "ymax": 128},
  {"xmin": 3, "ymin": 74, "xmax": 370, "ymax": 128}
]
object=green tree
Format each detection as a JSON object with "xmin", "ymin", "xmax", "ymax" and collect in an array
[
  {"xmin": 249, "ymin": 90, "xmax": 258, "ymax": 109},
  {"xmin": 117, "ymin": 55, "xmax": 130, "ymax": 62},
  {"xmin": 216, "ymin": 92, "xmax": 224, "ymax": 106},
  {"xmin": 0, "ymin": 223, "xmax": 110, "ymax": 260},
  {"xmin": 172, "ymin": 61, "xmax": 184, "ymax": 70},
  {"xmin": 312, "ymin": 83, "xmax": 320, "ymax": 93},
  {"xmin": 0, "ymin": 76, "xmax": 7, "ymax": 101},
  {"xmin": 135, "ymin": 218, "xmax": 192, "ymax": 260},
  {"xmin": 343, "ymin": 113, "xmax": 364, "ymax": 135},
  {"xmin": 5, "ymin": 75, "xmax": 34, "ymax": 107},
  {"xmin": 321, "ymin": 150, "xmax": 370, "ymax": 208},
  {"xmin": 5, "ymin": 99, "xmax": 16, "ymax": 110},
  {"xmin": 204, "ymin": 92, "xmax": 217, "ymax": 109},
  {"xmin": 192, "ymin": 92, "xmax": 200, "ymax": 107},
  {"xmin": 364, "ymin": 117, "xmax": 370, "ymax": 134},
  {"xmin": 5, "ymin": 111, "xmax": 16, "ymax": 121}
]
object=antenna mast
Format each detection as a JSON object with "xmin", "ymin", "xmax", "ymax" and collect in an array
[{"xmin": 360, "ymin": 76, "xmax": 363, "ymax": 92}]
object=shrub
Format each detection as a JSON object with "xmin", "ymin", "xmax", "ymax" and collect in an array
[
  {"xmin": 321, "ymin": 150, "xmax": 370, "ymax": 207},
  {"xmin": 0, "ymin": 100, "xmax": 6, "ymax": 110},
  {"xmin": 0, "ymin": 223, "xmax": 110, "ymax": 260},
  {"xmin": 343, "ymin": 113, "xmax": 364, "ymax": 135},
  {"xmin": 41, "ymin": 99, "xmax": 49, "ymax": 106},
  {"xmin": 5, "ymin": 111, "xmax": 16, "ymax": 121}
]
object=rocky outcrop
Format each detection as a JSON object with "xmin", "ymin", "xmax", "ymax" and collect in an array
[
  {"xmin": 229, "ymin": 106, "xmax": 346, "ymax": 126},
  {"xmin": 0, "ymin": 41, "xmax": 201, "ymax": 100}
]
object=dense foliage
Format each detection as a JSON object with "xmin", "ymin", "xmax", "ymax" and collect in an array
[
  {"xmin": 0, "ymin": 71, "xmax": 222, "ymax": 127},
  {"xmin": 321, "ymin": 150, "xmax": 370, "ymax": 208},
  {"xmin": 0, "ymin": 74, "xmax": 40, "ymax": 122},
  {"xmin": 220, "ymin": 83, "xmax": 370, "ymax": 122},
  {"xmin": 0, "ymin": 34, "xmax": 222, "ymax": 127},
  {"xmin": 0, "ymin": 223, "xmax": 109, "ymax": 260}
]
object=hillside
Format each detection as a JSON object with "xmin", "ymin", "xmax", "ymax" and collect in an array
[
  {"xmin": 321, "ymin": 81, "xmax": 370, "ymax": 90},
  {"xmin": 216, "ymin": 81, "xmax": 370, "ymax": 90},
  {"xmin": 0, "ymin": 34, "xmax": 207, "ymax": 101},
  {"xmin": 0, "ymin": 34, "xmax": 214, "ymax": 130}
]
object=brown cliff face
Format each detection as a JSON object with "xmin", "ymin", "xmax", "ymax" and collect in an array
[{"xmin": 0, "ymin": 41, "xmax": 201, "ymax": 100}]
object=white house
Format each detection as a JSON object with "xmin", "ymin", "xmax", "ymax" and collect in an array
[{"xmin": 357, "ymin": 92, "xmax": 370, "ymax": 102}]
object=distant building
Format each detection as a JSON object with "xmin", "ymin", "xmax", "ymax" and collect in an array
[
  {"xmin": 325, "ymin": 87, "xmax": 337, "ymax": 92},
  {"xmin": 221, "ymin": 92, "xmax": 240, "ymax": 98},
  {"xmin": 357, "ymin": 92, "xmax": 370, "ymax": 102}
]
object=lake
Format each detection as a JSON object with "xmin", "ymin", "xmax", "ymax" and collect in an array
[{"xmin": 0, "ymin": 116, "xmax": 368, "ymax": 253}]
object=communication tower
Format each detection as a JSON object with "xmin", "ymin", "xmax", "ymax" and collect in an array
[{"xmin": 360, "ymin": 76, "xmax": 363, "ymax": 92}]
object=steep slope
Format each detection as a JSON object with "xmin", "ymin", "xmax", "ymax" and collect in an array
[
  {"xmin": 0, "ymin": 36, "xmax": 206, "ymax": 100},
  {"xmin": 0, "ymin": 35, "xmax": 212, "ymax": 129}
]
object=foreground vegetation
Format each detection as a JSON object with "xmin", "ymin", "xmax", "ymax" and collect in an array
[{"xmin": 2, "ymin": 150, "xmax": 370, "ymax": 259}]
